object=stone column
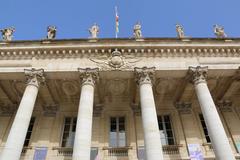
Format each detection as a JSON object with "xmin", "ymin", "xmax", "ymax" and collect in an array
[
  {"xmin": 72, "ymin": 68, "xmax": 99, "ymax": 160},
  {"xmin": 0, "ymin": 68, "xmax": 44, "ymax": 160},
  {"xmin": 134, "ymin": 67, "xmax": 164, "ymax": 160},
  {"xmin": 189, "ymin": 66, "xmax": 235, "ymax": 160}
]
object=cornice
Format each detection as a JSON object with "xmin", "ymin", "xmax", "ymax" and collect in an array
[{"xmin": 1, "ymin": 39, "xmax": 240, "ymax": 59}]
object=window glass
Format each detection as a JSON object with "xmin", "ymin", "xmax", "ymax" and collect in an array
[
  {"xmin": 61, "ymin": 117, "xmax": 77, "ymax": 147},
  {"xmin": 109, "ymin": 117, "xmax": 126, "ymax": 147},
  {"xmin": 157, "ymin": 115, "xmax": 175, "ymax": 145},
  {"xmin": 24, "ymin": 117, "xmax": 35, "ymax": 147},
  {"xmin": 199, "ymin": 114, "xmax": 211, "ymax": 143}
]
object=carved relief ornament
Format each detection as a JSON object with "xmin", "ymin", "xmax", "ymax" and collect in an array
[
  {"xmin": 42, "ymin": 104, "xmax": 59, "ymax": 116},
  {"xmin": 90, "ymin": 50, "xmax": 140, "ymax": 70},
  {"xmin": 24, "ymin": 68, "xmax": 45, "ymax": 87},
  {"xmin": 134, "ymin": 66, "xmax": 155, "ymax": 85},
  {"xmin": 217, "ymin": 100, "xmax": 233, "ymax": 112},
  {"xmin": 78, "ymin": 68, "xmax": 99, "ymax": 86},
  {"xmin": 131, "ymin": 104, "xmax": 141, "ymax": 116},
  {"xmin": 175, "ymin": 102, "xmax": 192, "ymax": 114},
  {"xmin": 0, "ymin": 105, "xmax": 17, "ymax": 116},
  {"xmin": 188, "ymin": 66, "xmax": 208, "ymax": 85},
  {"xmin": 93, "ymin": 104, "xmax": 103, "ymax": 117}
]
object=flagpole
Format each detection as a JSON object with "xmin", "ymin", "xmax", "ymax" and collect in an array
[{"xmin": 115, "ymin": 6, "xmax": 119, "ymax": 38}]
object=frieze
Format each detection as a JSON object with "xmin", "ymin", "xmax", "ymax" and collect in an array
[{"xmin": 0, "ymin": 47, "xmax": 240, "ymax": 60}]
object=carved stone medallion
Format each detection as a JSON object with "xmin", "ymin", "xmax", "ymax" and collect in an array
[
  {"xmin": 107, "ymin": 79, "xmax": 127, "ymax": 96},
  {"xmin": 61, "ymin": 80, "xmax": 79, "ymax": 96}
]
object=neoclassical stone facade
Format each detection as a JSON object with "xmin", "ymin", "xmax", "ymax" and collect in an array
[{"xmin": 0, "ymin": 38, "xmax": 240, "ymax": 160}]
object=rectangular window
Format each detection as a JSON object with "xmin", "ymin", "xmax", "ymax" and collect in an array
[
  {"xmin": 109, "ymin": 117, "xmax": 126, "ymax": 147},
  {"xmin": 157, "ymin": 115, "xmax": 175, "ymax": 145},
  {"xmin": 61, "ymin": 117, "xmax": 77, "ymax": 147},
  {"xmin": 199, "ymin": 114, "xmax": 211, "ymax": 143},
  {"xmin": 24, "ymin": 117, "xmax": 35, "ymax": 147}
]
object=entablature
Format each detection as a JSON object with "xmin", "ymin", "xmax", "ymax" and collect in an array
[{"xmin": 1, "ymin": 38, "xmax": 240, "ymax": 60}]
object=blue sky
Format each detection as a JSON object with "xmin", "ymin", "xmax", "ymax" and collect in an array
[{"xmin": 1, "ymin": 0, "xmax": 240, "ymax": 40}]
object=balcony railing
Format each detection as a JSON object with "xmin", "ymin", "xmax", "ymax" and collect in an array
[
  {"xmin": 202, "ymin": 143, "xmax": 213, "ymax": 152},
  {"xmin": 162, "ymin": 144, "xmax": 182, "ymax": 154},
  {"xmin": 103, "ymin": 146, "xmax": 132, "ymax": 157},
  {"xmin": 21, "ymin": 146, "xmax": 32, "ymax": 155},
  {"xmin": 52, "ymin": 147, "xmax": 99, "ymax": 159},
  {"xmin": 52, "ymin": 147, "xmax": 73, "ymax": 157},
  {"xmin": 138, "ymin": 144, "xmax": 182, "ymax": 159}
]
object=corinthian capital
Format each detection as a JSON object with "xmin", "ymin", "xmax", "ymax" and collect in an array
[
  {"xmin": 134, "ymin": 66, "xmax": 155, "ymax": 85},
  {"xmin": 78, "ymin": 68, "xmax": 99, "ymax": 86},
  {"xmin": 24, "ymin": 68, "xmax": 45, "ymax": 87},
  {"xmin": 188, "ymin": 66, "xmax": 208, "ymax": 84}
]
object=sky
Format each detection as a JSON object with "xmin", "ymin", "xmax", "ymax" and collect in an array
[{"xmin": 0, "ymin": 0, "xmax": 240, "ymax": 40}]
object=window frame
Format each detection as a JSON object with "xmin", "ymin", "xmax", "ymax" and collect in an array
[
  {"xmin": 109, "ymin": 116, "xmax": 127, "ymax": 147},
  {"xmin": 24, "ymin": 117, "xmax": 36, "ymax": 147},
  {"xmin": 60, "ymin": 117, "xmax": 77, "ymax": 147},
  {"xmin": 157, "ymin": 114, "xmax": 176, "ymax": 145},
  {"xmin": 198, "ymin": 114, "xmax": 211, "ymax": 143}
]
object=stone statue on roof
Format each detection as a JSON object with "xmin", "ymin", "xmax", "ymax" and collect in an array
[
  {"xmin": 176, "ymin": 24, "xmax": 185, "ymax": 38},
  {"xmin": 133, "ymin": 22, "xmax": 142, "ymax": 38},
  {"xmin": 214, "ymin": 24, "xmax": 227, "ymax": 38},
  {"xmin": 47, "ymin": 26, "xmax": 57, "ymax": 40},
  {"xmin": 89, "ymin": 23, "xmax": 99, "ymax": 38},
  {"xmin": 0, "ymin": 27, "xmax": 15, "ymax": 41}
]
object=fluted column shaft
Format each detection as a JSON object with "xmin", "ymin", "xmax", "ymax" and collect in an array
[
  {"xmin": 0, "ymin": 69, "xmax": 44, "ymax": 160},
  {"xmin": 135, "ymin": 67, "xmax": 164, "ymax": 160},
  {"xmin": 73, "ymin": 68, "xmax": 99, "ymax": 160},
  {"xmin": 189, "ymin": 66, "xmax": 235, "ymax": 160}
]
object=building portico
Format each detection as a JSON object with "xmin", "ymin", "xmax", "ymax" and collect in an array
[{"xmin": 0, "ymin": 38, "xmax": 240, "ymax": 160}]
